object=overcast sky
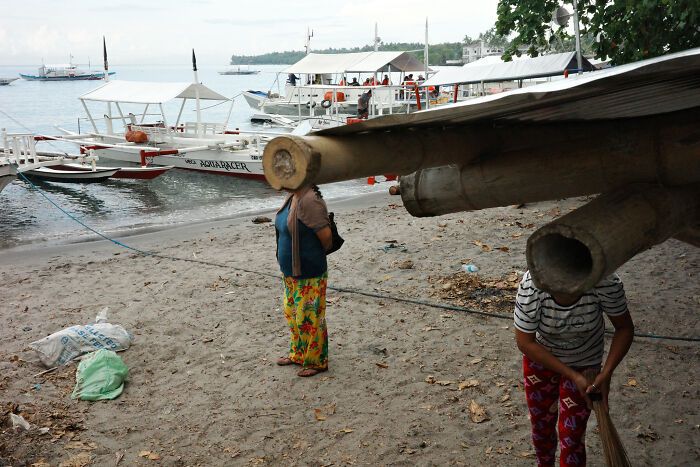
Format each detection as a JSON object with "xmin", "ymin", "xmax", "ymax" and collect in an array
[{"xmin": 0, "ymin": 0, "xmax": 500, "ymax": 66}]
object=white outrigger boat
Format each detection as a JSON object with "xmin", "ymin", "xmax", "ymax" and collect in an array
[
  {"xmin": 57, "ymin": 50, "xmax": 276, "ymax": 180},
  {"xmin": 243, "ymin": 51, "xmax": 432, "ymax": 120}
]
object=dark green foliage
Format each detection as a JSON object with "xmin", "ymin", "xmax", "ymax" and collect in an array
[
  {"xmin": 496, "ymin": 0, "xmax": 700, "ymax": 64},
  {"xmin": 230, "ymin": 42, "xmax": 464, "ymax": 66}
]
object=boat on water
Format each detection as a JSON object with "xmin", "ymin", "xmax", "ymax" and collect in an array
[
  {"xmin": 22, "ymin": 166, "xmax": 118, "ymax": 183},
  {"xmin": 0, "ymin": 132, "xmax": 103, "ymax": 192},
  {"xmin": 0, "ymin": 77, "xmax": 18, "ymax": 86},
  {"xmin": 20, "ymin": 64, "xmax": 115, "ymax": 81},
  {"xmin": 242, "ymin": 51, "xmax": 432, "ymax": 120},
  {"xmin": 218, "ymin": 65, "xmax": 260, "ymax": 75}
]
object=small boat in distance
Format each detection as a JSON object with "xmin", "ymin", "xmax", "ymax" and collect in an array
[
  {"xmin": 218, "ymin": 65, "xmax": 260, "ymax": 75},
  {"xmin": 0, "ymin": 77, "xmax": 18, "ymax": 86},
  {"xmin": 20, "ymin": 64, "xmax": 115, "ymax": 81}
]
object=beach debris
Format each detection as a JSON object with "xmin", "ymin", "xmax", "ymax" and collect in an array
[
  {"xmin": 115, "ymin": 452, "xmax": 124, "ymax": 465},
  {"xmin": 469, "ymin": 357, "xmax": 483, "ymax": 365},
  {"xmin": 468, "ymin": 400, "xmax": 490, "ymax": 423},
  {"xmin": 375, "ymin": 362, "xmax": 389, "ymax": 369},
  {"xmin": 71, "ymin": 349, "xmax": 129, "ymax": 401},
  {"xmin": 472, "ymin": 240, "xmax": 492, "ymax": 252},
  {"xmin": 397, "ymin": 260, "xmax": 414, "ymax": 269},
  {"xmin": 10, "ymin": 413, "xmax": 31, "ymax": 431},
  {"xmin": 458, "ymin": 379, "xmax": 479, "ymax": 390},
  {"xmin": 59, "ymin": 453, "xmax": 93, "ymax": 467},
  {"xmin": 626, "ymin": 378, "xmax": 638, "ymax": 387},
  {"xmin": 429, "ymin": 271, "xmax": 520, "ymax": 314},
  {"xmin": 138, "ymin": 450, "xmax": 162, "ymax": 461},
  {"xmin": 252, "ymin": 216, "xmax": 272, "ymax": 224},
  {"xmin": 379, "ymin": 241, "xmax": 407, "ymax": 253},
  {"xmin": 29, "ymin": 309, "xmax": 133, "ymax": 368},
  {"xmin": 314, "ymin": 409, "xmax": 327, "ymax": 422},
  {"xmin": 338, "ymin": 428, "xmax": 354, "ymax": 434},
  {"xmin": 389, "ymin": 185, "xmax": 401, "ymax": 195}
]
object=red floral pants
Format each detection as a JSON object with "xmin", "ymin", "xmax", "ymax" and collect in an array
[{"xmin": 523, "ymin": 356, "xmax": 592, "ymax": 467}]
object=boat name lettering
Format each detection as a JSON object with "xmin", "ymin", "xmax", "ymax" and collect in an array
[
  {"xmin": 198, "ymin": 160, "xmax": 251, "ymax": 172},
  {"xmin": 185, "ymin": 159, "xmax": 197, "ymax": 165}
]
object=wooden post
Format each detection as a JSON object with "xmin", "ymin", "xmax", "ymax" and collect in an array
[{"xmin": 526, "ymin": 184, "xmax": 700, "ymax": 295}]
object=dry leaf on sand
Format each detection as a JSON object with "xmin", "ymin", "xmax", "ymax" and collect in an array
[
  {"xmin": 469, "ymin": 357, "xmax": 483, "ymax": 365},
  {"xmin": 472, "ymin": 240, "xmax": 492, "ymax": 252},
  {"xmin": 627, "ymin": 378, "xmax": 638, "ymax": 387},
  {"xmin": 458, "ymin": 379, "xmax": 479, "ymax": 390},
  {"xmin": 58, "ymin": 453, "xmax": 92, "ymax": 467},
  {"xmin": 314, "ymin": 408, "xmax": 327, "ymax": 421},
  {"xmin": 138, "ymin": 451, "xmax": 161, "ymax": 461},
  {"xmin": 469, "ymin": 400, "xmax": 490, "ymax": 423}
]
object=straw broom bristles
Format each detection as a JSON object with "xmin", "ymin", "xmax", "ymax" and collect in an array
[{"xmin": 583, "ymin": 368, "xmax": 632, "ymax": 467}]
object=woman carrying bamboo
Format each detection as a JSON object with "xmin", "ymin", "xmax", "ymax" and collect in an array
[{"xmin": 514, "ymin": 271, "xmax": 635, "ymax": 466}]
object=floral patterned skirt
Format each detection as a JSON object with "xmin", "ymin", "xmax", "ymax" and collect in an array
[{"xmin": 282, "ymin": 273, "xmax": 328, "ymax": 369}]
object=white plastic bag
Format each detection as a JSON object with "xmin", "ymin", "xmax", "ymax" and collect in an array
[{"xmin": 29, "ymin": 308, "xmax": 133, "ymax": 368}]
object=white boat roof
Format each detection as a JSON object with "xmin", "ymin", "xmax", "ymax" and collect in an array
[
  {"xmin": 424, "ymin": 52, "xmax": 592, "ymax": 86},
  {"xmin": 80, "ymin": 80, "xmax": 229, "ymax": 104},
  {"xmin": 284, "ymin": 51, "xmax": 427, "ymax": 74},
  {"xmin": 317, "ymin": 47, "xmax": 700, "ymax": 136}
]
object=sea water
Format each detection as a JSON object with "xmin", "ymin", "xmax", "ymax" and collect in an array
[{"xmin": 0, "ymin": 64, "xmax": 385, "ymax": 250}]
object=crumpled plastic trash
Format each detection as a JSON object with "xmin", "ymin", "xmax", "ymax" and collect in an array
[
  {"xmin": 10, "ymin": 413, "xmax": 31, "ymax": 431},
  {"xmin": 71, "ymin": 349, "xmax": 129, "ymax": 401},
  {"xmin": 29, "ymin": 308, "xmax": 133, "ymax": 368}
]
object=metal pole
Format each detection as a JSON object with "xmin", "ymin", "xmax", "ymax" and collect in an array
[{"xmin": 572, "ymin": 0, "xmax": 583, "ymax": 74}]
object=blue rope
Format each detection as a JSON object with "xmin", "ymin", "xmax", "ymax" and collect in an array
[{"xmin": 15, "ymin": 172, "xmax": 700, "ymax": 344}]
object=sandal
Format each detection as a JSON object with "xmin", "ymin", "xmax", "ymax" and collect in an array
[
  {"xmin": 297, "ymin": 367, "xmax": 328, "ymax": 377},
  {"xmin": 276, "ymin": 357, "xmax": 297, "ymax": 366}
]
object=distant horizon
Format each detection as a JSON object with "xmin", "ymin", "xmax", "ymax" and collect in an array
[{"xmin": 0, "ymin": 0, "xmax": 499, "ymax": 66}]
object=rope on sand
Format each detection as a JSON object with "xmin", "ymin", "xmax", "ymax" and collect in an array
[{"xmin": 16, "ymin": 172, "xmax": 700, "ymax": 344}]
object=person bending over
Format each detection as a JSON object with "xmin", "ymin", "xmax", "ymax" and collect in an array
[{"xmin": 514, "ymin": 271, "xmax": 634, "ymax": 466}]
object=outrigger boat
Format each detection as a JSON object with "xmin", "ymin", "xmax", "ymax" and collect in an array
[
  {"xmin": 0, "ymin": 77, "xmax": 18, "ymax": 86},
  {"xmin": 242, "ymin": 51, "xmax": 433, "ymax": 121},
  {"xmin": 20, "ymin": 64, "xmax": 114, "ymax": 81},
  {"xmin": 57, "ymin": 49, "xmax": 276, "ymax": 180},
  {"xmin": 0, "ymin": 132, "xmax": 102, "ymax": 192}
]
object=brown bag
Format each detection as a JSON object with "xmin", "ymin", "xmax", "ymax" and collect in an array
[{"xmin": 125, "ymin": 130, "xmax": 148, "ymax": 143}]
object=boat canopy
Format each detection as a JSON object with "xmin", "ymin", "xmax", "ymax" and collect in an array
[
  {"xmin": 79, "ymin": 80, "xmax": 229, "ymax": 104},
  {"xmin": 423, "ymin": 52, "xmax": 593, "ymax": 87},
  {"xmin": 317, "ymin": 47, "xmax": 700, "ymax": 135},
  {"xmin": 284, "ymin": 51, "xmax": 427, "ymax": 75}
]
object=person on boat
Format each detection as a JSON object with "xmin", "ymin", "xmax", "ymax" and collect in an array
[
  {"xmin": 338, "ymin": 77, "xmax": 346, "ymax": 86},
  {"xmin": 287, "ymin": 73, "xmax": 299, "ymax": 86},
  {"xmin": 275, "ymin": 185, "xmax": 333, "ymax": 378},
  {"xmin": 381, "ymin": 75, "xmax": 390, "ymax": 85},
  {"xmin": 514, "ymin": 271, "xmax": 634, "ymax": 466},
  {"xmin": 350, "ymin": 77, "xmax": 360, "ymax": 86},
  {"xmin": 363, "ymin": 78, "xmax": 371, "ymax": 86},
  {"xmin": 357, "ymin": 89, "xmax": 372, "ymax": 119}
]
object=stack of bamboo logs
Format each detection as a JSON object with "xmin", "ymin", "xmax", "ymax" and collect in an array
[{"xmin": 263, "ymin": 109, "xmax": 700, "ymax": 295}]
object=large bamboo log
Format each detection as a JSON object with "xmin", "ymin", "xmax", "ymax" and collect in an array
[
  {"xmin": 263, "ymin": 109, "xmax": 700, "ymax": 191},
  {"xmin": 526, "ymin": 184, "xmax": 700, "ymax": 295},
  {"xmin": 400, "ymin": 110, "xmax": 700, "ymax": 216}
]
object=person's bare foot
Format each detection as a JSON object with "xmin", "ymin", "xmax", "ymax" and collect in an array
[
  {"xmin": 276, "ymin": 357, "xmax": 297, "ymax": 366},
  {"xmin": 297, "ymin": 367, "xmax": 327, "ymax": 377}
]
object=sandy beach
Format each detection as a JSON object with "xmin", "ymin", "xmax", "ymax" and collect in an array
[{"xmin": 1, "ymin": 190, "xmax": 698, "ymax": 466}]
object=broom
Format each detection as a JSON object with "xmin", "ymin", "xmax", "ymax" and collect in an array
[{"xmin": 583, "ymin": 368, "xmax": 632, "ymax": 467}]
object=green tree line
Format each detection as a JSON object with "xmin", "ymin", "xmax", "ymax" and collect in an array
[{"xmin": 230, "ymin": 42, "xmax": 464, "ymax": 66}]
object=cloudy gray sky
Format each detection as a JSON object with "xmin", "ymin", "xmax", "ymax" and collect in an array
[{"xmin": 0, "ymin": 0, "xmax": 500, "ymax": 66}]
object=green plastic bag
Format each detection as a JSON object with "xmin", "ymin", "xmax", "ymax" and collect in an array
[{"xmin": 71, "ymin": 349, "xmax": 129, "ymax": 401}]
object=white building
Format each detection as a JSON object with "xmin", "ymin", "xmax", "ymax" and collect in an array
[{"xmin": 462, "ymin": 41, "xmax": 505, "ymax": 64}]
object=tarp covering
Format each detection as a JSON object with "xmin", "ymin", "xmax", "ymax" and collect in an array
[
  {"xmin": 80, "ymin": 81, "xmax": 229, "ymax": 104},
  {"xmin": 284, "ymin": 51, "xmax": 427, "ymax": 74},
  {"xmin": 423, "ymin": 52, "xmax": 593, "ymax": 87},
  {"xmin": 316, "ymin": 47, "xmax": 700, "ymax": 136}
]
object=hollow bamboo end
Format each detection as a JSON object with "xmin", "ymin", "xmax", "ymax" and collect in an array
[
  {"xmin": 527, "ymin": 225, "xmax": 606, "ymax": 296},
  {"xmin": 262, "ymin": 136, "xmax": 317, "ymax": 190}
]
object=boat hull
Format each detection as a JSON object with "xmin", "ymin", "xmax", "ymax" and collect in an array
[
  {"xmin": 52, "ymin": 163, "xmax": 174, "ymax": 180},
  {"xmin": 93, "ymin": 148, "xmax": 265, "ymax": 180},
  {"xmin": 20, "ymin": 71, "xmax": 115, "ymax": 81},
  {"xmin": 21, "ymin": 167, "xmax": 118, "ymax": 183}
]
